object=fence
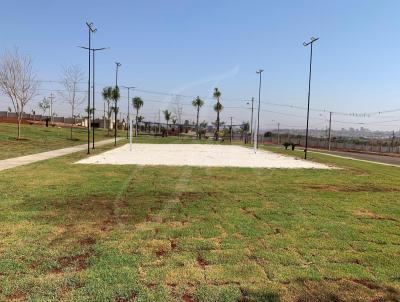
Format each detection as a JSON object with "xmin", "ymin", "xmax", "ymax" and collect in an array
[
  {"xmin": 0, "ymin": 111, "xmax": 82, "ymax": 124},
  {"xmin": 264, "ymin": 134, "xmax": 400, "ymax": 154}
]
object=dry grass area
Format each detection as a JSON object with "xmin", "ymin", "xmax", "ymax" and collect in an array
[{"xmin": 0, "ymin": 141, "xmax": 399, "ymax": 301}]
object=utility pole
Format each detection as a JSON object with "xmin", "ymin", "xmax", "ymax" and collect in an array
[
  {"xmin": 230, "ymin": 116, "xmax": 233, "ymax": 143},
  {"xmin": 122, "ymin": 86, "xmax": 135, "ymax": 139},
  {"xmin": 328, "ymin": 111, "xmax": 332, "ymax": 151},
  {"xmin": 114, "ymin": 62, "xmax": 121, "ymax": 146},
  {"xmin": 391, "ymin": 130, "xmax": 395, "ymax": 151},
  {"xmin": 255, "ymin": 69, "xmax": 264, "ymax": 152},
  {"xmin": 79, "ymin": 46, "xmax": 108, "ymax": 149},
  {"xmin": 85, "ymin": 21, "xmax": 97, "ymax": 154},
  {"xmin": 158, "ymin": 109, "xmax": 161, "ymax": 133},
  {"xmin": 48, "ymin": 93, "xmax": 55, "ymax": 125},
  {"xmin": 248, "ymin": 97, "xmax": 254, "ymax": 145},
  {"xmin": 277, "ymin": 122, "xmax": 280, "ymax": 145},
  {"xmin": 303, "ymin": 36, "xmax": 319, "ymax": 159}
]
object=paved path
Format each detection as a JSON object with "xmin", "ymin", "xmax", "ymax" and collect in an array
[
  {"xmin": 0, "ymin": 138, "xmax": 122, "ymax": 172},
  {"xmin": 310, "ymin": 149, "xmax": 400, "ymax": 167}
]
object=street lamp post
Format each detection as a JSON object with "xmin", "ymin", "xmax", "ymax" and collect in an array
[
  {"xmin": 255, "ymin": 69, "xmax": 264, "ymax": 152},
  {"xmin": 122, "ymin": 86, "xmax": 135, "ymax": 139},
  {"xmin": 303, "ymin": 36, "xmax": 319, "ymax": 159},
  {"xmin": 85, "ymin": 22, "xmax": 97, "ymax": 155},
  {"xmin": 246, "ymin": 97, "xmax": 254, "ymax": 145},
  {"xmin": 78, "ymin": 46, "xmax": 108, "ymax": 149},
  {"xmin": 114, "ymin": 62, "xmax": 121, "ymax": 146}
]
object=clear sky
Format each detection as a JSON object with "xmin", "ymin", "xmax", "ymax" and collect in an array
[{"xmin": 1, "ymin": 0, "xmax": 400, "ymax": 131}]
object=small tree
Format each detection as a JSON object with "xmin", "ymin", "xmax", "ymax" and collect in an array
[
  {"xmin": 132, "ymin": 96, "xmax": 143, "ymax": 137},
  {"xmin": 59, "ymin": 65, "xmax": 84, "ymax": 139},
  {"xmin": 38, "ymin": 98, "xmax": 50, "ymax": 116},
  {"xmin": 163, "ymin": 110, "xmax": 172, "ymax": 137},
  {"xmin": 192, "ymin": 96, "xmax": 204, "ymax": 139},
  {"xmin": 0, "ymin": 49, "xmax": 38, "ymax": 139},
  {"xmin": 213, "ymin": 88, "xmax": 222, "ymax": 140}
]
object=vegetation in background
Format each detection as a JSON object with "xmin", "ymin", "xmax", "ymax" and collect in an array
[
  {"xmin": 213, "ymin": 87, "xmax": 222, "ymax": 140},
  {"xmin": 192, "ymin": 96, "xmax": 204, "ymax": 140},
  {"xmin": 132, "ymin": 96, "xmax": 144, "ymax": 137}
]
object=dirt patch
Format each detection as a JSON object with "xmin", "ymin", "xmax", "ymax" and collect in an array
[
  {"xmin": 6, "ymin": 291, "xmax": 26, "ymax": 301},
  {"xmin": 55, "ymin": 252, "xmax": 92, "ymax": 272},
  {"xmin": 196, "ymin": 255, "xmax": 208, "ymax": 269},
  {"xmin": 79, "ymin": 237, "xmax": 96, "ymax": 246},
  {"xmin": 182, "ymin": 294, "xmax": 196, "ymax": 302},
  {"xmin": 155, "ymin": 249, "xmax": 166, "ymax": 257},
  {"xmin": 170, "ymin": 240, "xmax": 177, "ymax": 251}
]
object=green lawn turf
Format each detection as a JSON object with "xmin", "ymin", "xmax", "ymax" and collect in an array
[
  {"xmin": 0, "ymin": 140, "xmax": 399, "ymax": 301},
  {"xmin": 0, "ymin": 123, "xmax": 118, "ymax": 160}
]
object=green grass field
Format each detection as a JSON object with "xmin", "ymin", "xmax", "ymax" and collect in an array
[
  {"xmin": 0, "ymin": 138, "xmax": 399, "ymax": 301},
  {"xmin": 0, "ymin": 123, "xmax": 114, "ymax": 160}
]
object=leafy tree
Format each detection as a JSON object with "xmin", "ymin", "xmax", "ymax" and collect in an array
[
  {"xmin": 38, "ymin": 98, "xmax": 50, "ymax": 116},
  {"xmin": 192, "ymin": 96, "xmax": 204, "ymax": 139},
  {"xmin": 213, "ymin": 88, "xmax": 222, "ymax": 140},
  {"xmin": 132, "ymin": 96, "xmax": 144, "ymax": 136}
]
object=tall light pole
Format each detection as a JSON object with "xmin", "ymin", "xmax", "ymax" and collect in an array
[
  {"xmin": 122, "ymin": 86, "xmax": 135, "ymax": 139},
  {"xmin": 246, "ymin": 97, "xmax": 254, "ymax": 145},
  {"xmin": 78, "ymin": 46, "xmax": 108, "ymax": 149},
  {"xmin": 255, "ymin": 69, "xmax": 264, "ymax": 152},
  {"xmin": 114, "ymin": 62, "xmax": 121, "ymax": 146},
  {"xmin": 303, "ymin": 36, "xmax": 319, "ymax": 159},
  {"xmin": 85, "ymin": 21, "xmax": 97, "ymax": 154}
]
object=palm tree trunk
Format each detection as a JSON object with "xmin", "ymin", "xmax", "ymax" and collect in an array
[
  {"xmin": 216, "ymin": 99, "xmax": 220, "ymax": 140},
  {"xmin": 135, "ymin": 108, "xmax": 139, "ymax": 137},
  {"xmin": 107, "ymin": 100, "xmax": 110, "ymax": 136},
  {"xmin": 196, "ymin": 107, "xmax": 199, "ymax": 139}
]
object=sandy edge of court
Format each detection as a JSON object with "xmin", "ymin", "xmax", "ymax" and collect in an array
[{"xmin": 75, "ymin": 143, "xmax": 334, "ymax": 169}]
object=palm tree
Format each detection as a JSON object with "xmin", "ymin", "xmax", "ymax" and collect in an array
[
  {"xmin": 111, "ymin": 86, "xmax": 120, "ymax": 145},
  {"xmin": 163, "ymin": 110, "xmax": 172, "ymax": 137},
  {"xmin": 132, "ymin": 96, "xmax": 144, "ymax": 137},
  {"xmin": 192, "ymin": 96, "xmax": 204, "ymax": 139},
  {"xmin": 102, "ymin": 87, "xmax": 113, "ymax": 136},
  {"xmin": 213, "ymin": 88, "xmax": 222, "ymax": 140}
]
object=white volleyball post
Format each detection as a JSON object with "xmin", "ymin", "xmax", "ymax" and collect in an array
[{"xmin": 129, "ymin": 119, "xmax": 133, "ymax": 151}]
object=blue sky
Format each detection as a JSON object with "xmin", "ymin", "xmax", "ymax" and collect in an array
[{"xmin": 1, "ymin": 0, "xmax": 400, "ymax": 130}]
